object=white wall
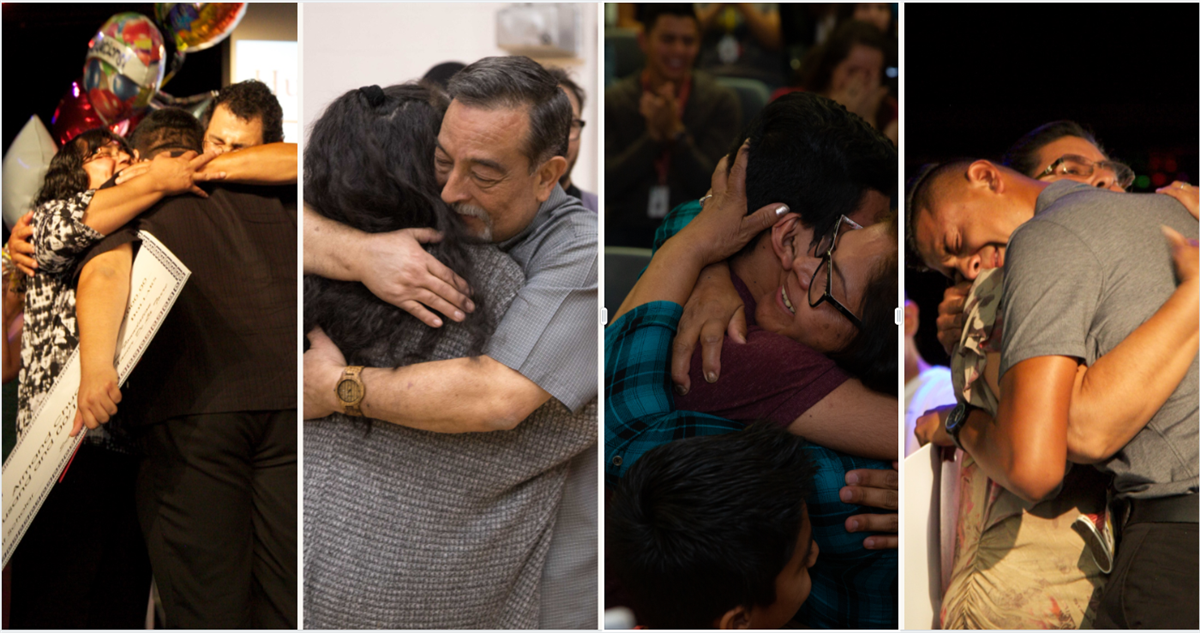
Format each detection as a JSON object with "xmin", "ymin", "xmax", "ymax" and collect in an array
[{"xmin": 301, "ymin": 2, "xmax": 598, "ymax": 193}]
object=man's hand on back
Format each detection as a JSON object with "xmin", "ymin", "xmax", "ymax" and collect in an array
[{"xmin": 356, "ymin": 228, "xmax": 475, "ymax": 328}]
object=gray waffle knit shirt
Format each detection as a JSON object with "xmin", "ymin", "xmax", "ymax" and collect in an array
[{"xmin": 303, "ymin": 245, "xmax": 597, "ymax": 628}]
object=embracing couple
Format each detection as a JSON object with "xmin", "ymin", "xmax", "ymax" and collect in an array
[
  {"xmin": 908, "ymin": 121, "xmax": 1198, "ymax": 629},
  {"xmin": 300, "ymin": 57, "xmax": 597, "ymax": 629}
]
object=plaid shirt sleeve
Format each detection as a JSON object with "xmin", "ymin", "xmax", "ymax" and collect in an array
[
  {"xmin": 651, "ymin": 199, "xmax": 704, "ymax": 253},
  {"xmin": 798, "ymin": 446, "xmax": 898, "ymax": 629},
  {"xmin": 604, "ymin": 301, "xmax": 743, "ymax": 488}
]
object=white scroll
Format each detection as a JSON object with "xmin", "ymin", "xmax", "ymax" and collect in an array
[{"xmin": 2, "ymin": 231, "xmax": 189, "ymax": 566}]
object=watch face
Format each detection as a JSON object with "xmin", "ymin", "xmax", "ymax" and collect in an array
[{"xmin": 337, "ymin": 379, "xmax": 363, "ymax": 403}]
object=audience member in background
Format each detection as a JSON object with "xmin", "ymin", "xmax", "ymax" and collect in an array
[
  {"xmin": 903, "ymin": 293, "xmax": 953, "ymax": 457},
  {"xmin": 548, "ymin": 67, "xmax": 597, "ymax": 212},
  {"xmin": 775, "ymin": 20, "xmax": 897, "ymax": 146},
  {"xmin": 839, "ymin": 3, "xmax": 894, "ymax": 37},
  {"xmin": 695, "ymin": 3, "xmax": 784, "ymax": 86},
  {"xmin": 606, "ymin": 3, "xmax": 741, "ymax": 248}
]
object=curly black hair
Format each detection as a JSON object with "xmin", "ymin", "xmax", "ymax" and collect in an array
[
  {"xmin": 33, "ymin": 129, "xmax": 130, "ymax": 207},
  {"xmin": 303, "ymin": 82, "xmax": 492, "ymax": 373},
  {"xmin": 204, "ymin": 79, "xmax": 284, "ymax": 144}
]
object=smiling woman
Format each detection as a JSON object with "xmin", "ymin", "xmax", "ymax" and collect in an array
[{"xmin": 604, "ymin": 90, "xmax": 899, "ymax": 629}]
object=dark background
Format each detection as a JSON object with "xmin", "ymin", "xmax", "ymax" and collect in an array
[
  {"xmin": 905, "ymin": 3, "xmax": 1199, "ymax": 365},
  {"xmin": 2, "ymin": 3, "xmax": 225, "ymax": 154}
]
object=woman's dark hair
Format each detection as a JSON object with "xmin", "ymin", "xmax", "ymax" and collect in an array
[
  {"xmin": 33, "ymin": 129, "xmax": 129, "ymax": 207},
  {"xmin": 1001, "ymin": 120, "xmax": 1105, "ymax": 177},
  {"xmin": 303, "ymin": 82, "xmax": 491, "ymax": 370},
  {"xmin": 796, "ymin": 20, "xmax": 887, "ymax": 94},
  {"xmin": 609, "ymin": 422, "xmax": 814, "ymax": 629},
  {"xmin": 827, "ymin": 214, "xmax": 898, "ymax": 394}
]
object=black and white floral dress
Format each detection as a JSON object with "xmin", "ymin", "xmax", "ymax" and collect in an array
[{"xmin": 16, "ymin": 190, "xmax": 115, "ymax": 447}]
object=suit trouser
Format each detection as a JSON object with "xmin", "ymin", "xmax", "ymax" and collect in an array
[
  {"xmin": 1093, "ymin": 521, "xmax": 1199, "ymax": 629},
  {"xmin": 8, "ymin": 443, "xmax": 152, "ymax": 629},
  {"xmin": 135, "ymin": 409, "xmax": 297, "ymax": 629}
]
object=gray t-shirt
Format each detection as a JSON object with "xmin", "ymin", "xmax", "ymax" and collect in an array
[
  {"xmin": 491, "ymin": 184, "xmax": 598, "ymax": 411},
  {"xmin": 1000, "ymin": 180, "xmax": 1199, "ymax": 500}
]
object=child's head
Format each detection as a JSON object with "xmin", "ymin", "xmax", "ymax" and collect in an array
[{"xmin": 609, "ymin": 424, "xmax": 819, "ymax": 629}]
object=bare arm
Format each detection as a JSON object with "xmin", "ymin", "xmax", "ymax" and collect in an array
[
  {"xmin": 201, "ymin": 142, "xmax": 297, "ymax": 185},
  {"xmin": 303, "ymin": 204, "xmax": 472, "ymax": 326},
  {"xmin": 72, "ymin": 242, "xmax": 133, "ymax": 435},
  {"xmin": 303, "ymin": 326, "xmax": 549, "ymax": 432},
  {"xmin": 788, "ymin": 378, "xmax": 898, "ymax": 461},
  {"xmin": 2, "ymin": 273, "xmax": 23, "ymax": 383},
  {"xmin": 959, "ymin": 356, "xmax": 1077, "ymax": 503},
  {"xmin": 1067, "ymin": 233, "xmax": 1199, "ymax": 462},
  {"xmin": 85, "ymin": 151, "xmax": 220, "ymax": 235}
]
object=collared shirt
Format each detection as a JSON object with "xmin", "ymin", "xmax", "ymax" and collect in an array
[
  {"xmin": 604, "ymin": 302, "xmax": 897, "ymax": 629},
  {"xmin": 489, "ymin": 184, "xmax": 597, "ymax": 412}
]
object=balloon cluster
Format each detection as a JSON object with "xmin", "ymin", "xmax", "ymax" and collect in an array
[{"xmin": 49, "ymin": 3, "xmax": 247, "ymax": 146}]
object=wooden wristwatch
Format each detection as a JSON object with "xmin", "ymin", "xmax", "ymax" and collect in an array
[{"xmin": 335, "ymin": 366, "xmax": 365, "ymax": 417}]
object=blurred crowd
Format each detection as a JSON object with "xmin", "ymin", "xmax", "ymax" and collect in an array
[{"xmin": 605, "ymin": 3, "xmax": 898, "ymax": 247}]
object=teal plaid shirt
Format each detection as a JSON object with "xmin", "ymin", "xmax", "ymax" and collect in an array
[{"xmin": 604, "ymin": 201, "xmax": 897, "ymax": 629}]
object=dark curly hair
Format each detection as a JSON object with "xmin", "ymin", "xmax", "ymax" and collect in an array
[
  {"xmin": 33, "ymin": 129, "xmax": 130, "ymax": 207},
  {"xmin": 303, "ymin": 82, "xmax": 492, "ymax": 372},
  {"xmin": 203, "ymin": 79, "xmax": 284, "ymax": 144}
]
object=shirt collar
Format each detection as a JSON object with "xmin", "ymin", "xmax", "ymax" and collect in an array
[{"xmin": 497, "ymin": 183, "xmax": 569, "ymax": 251}]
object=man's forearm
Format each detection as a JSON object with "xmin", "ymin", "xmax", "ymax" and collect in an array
[
  {"xmin": 324, "ymin": 355, "xmax": 551, "ymax": 433},
  {"xmin": 1067, "ymin": 277, "xmax": 1200, "ymax": 463},
  {"xmin": 303, "ymin": 205, "xmax": 363, "ymax": 279},
  {"xmin": 960, "ymin": 356, "xmax": 1076, "ymax": 503},
  {"xmin": 205, "ymin": 142, "xmax": 298, "ymax": 184}
]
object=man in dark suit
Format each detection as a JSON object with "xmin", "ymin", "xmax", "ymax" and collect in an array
[{"xmin": 74, "ymin": 108, "xmax": 296, "ymax": 628}]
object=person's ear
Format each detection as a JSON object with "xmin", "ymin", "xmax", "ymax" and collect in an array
[
  {"xmin": 534, "ymin": 156, "xmax": 569, "ymax": 203},
  {"xmin": 967, "ymin": 160, "xmax": 1004, "ymax": 194},
  {"xmin": 903, "ymin": 300, "xmax": 919, "ymax": 337},
  {"xmin": 637, "ymin": 29, "xmax": 648, "ymax": 54},
  {"xmin": 769, "ymin": 212, "xmax": 803, "ymax": 271},
  {"xmin": 716, "ymin": 605, "xmax": 753, "ymax": 629},
  {"xmin": 132, "ymin": 149, "xmax": 142, "ymax": 162}
]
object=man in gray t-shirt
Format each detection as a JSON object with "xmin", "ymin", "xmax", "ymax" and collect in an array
[{"xmin": 908, "ymin": 160, "xmax": 1198, "ymax": 629}]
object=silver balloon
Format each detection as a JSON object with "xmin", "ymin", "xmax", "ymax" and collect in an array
[{"xmin": 3, "ymin": 116, "xmax": 57, "ymax": 229}]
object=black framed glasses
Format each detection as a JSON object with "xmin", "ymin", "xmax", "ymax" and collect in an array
[
  {"xmin": 569, "ymin": 118, "xmax": 586, "ymax": 141},
  {"xmin": 807, "ymin": 215, "xmax": 864, "ymax": 330},
  {"xmin": 1036, "ymin": 154, "xmax": 1135, "ymax": 190}
]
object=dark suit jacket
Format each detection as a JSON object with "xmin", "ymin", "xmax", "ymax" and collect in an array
[{"xmin": 79, "ymin": 183, "xmax": 297, "ymax": 426}]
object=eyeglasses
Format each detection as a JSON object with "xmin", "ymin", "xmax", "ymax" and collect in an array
[
  {"xmin": 1035, "ymin": 154, "xmax": 1135, "ymax": 190},
  {"xmin": 569, "ymin": 118, "xmax": 586, "ymax": 141},
  {"xmin": 808, "ymin": 215, "xmax": 864, "ymax": 330}
]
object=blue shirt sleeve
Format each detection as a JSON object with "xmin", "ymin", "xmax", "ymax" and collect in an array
[{"xmin": 604, "ymin": 301, "xmax": 743, "ymax": 487}]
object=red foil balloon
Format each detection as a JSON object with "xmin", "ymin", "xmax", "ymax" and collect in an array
[
  {"xmin": 50, "ymin": 80, "xmax": 105, "ymax": 145},
  {"xmin": 50, "ymin": 79, "xmax": 147, "ymax": 145}
]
